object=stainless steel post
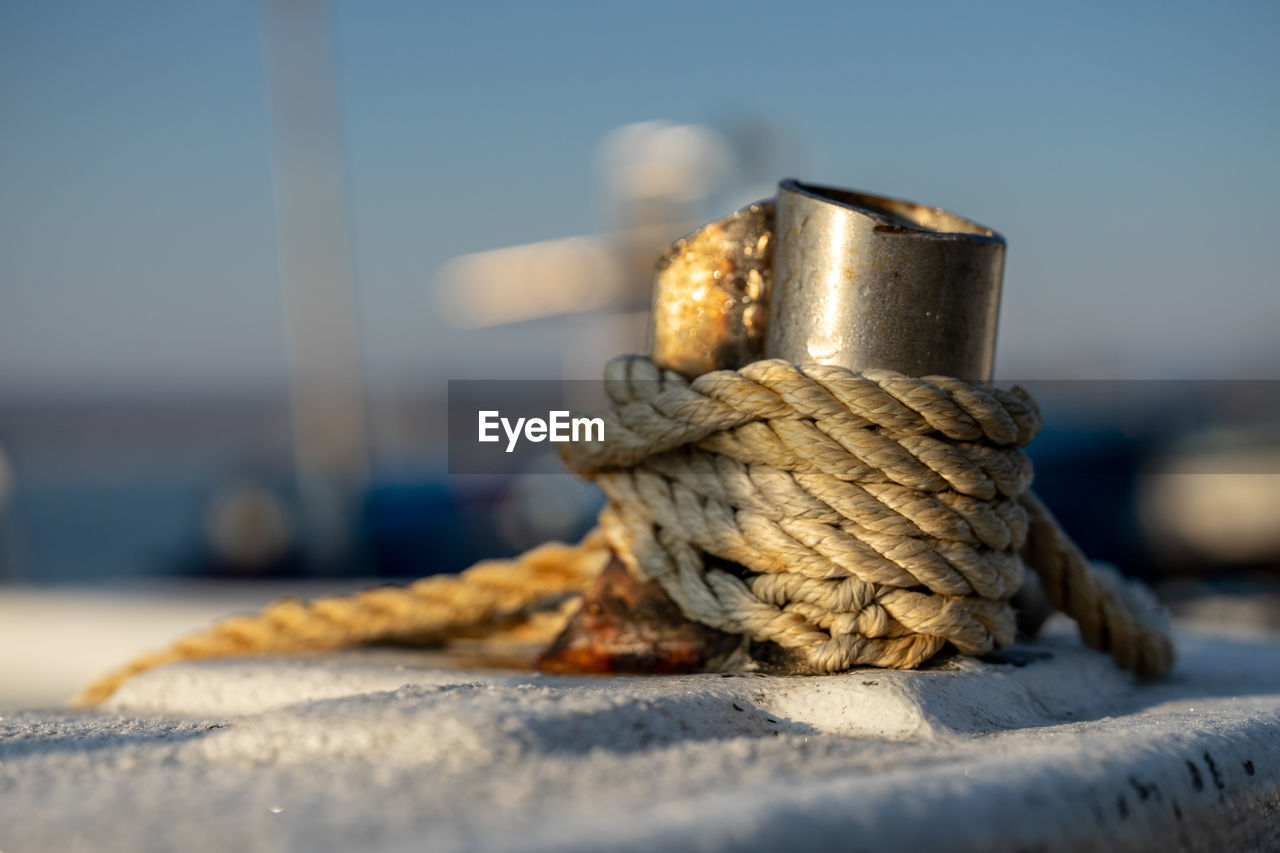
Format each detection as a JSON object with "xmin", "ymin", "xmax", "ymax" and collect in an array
[{"xmin": 767, "ymin": 179, "xmax": 1005, "ymax": 381}]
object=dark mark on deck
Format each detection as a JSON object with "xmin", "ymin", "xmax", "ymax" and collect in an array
[
  {"xmin": 1187, "ymin": 760, "xmax": 1204, "ymax": 791},
  {"xmin": 1244, "ymin": 759, "xmax": 1255, "ymax": 776},
  {"xmin": 978, "ymin": 648, "xmax": 1054, "ymax": 667},
  {"xmin": 1204, "ymin": 752, "xmax": 1225, "ymax": 791}
]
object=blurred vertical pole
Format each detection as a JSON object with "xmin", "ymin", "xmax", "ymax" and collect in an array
[
  {"xmin": 0, "ymin": 445, "xmax": 13, "ymax": 580},
  {"xmin": 261, "ymin": 0, "xmax": 369, "ymax": 567}
]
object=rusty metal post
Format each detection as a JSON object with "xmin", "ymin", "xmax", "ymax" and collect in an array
[
  {"xmin": 539, "ymin": 201, "xmax": 773, "ymax": 673},
  {"xmin": 650, "ymin": 201, "xmax": 774, "ymax": 378}
]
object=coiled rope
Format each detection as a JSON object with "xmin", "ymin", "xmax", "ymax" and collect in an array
[
  {"xmin": 77, "ymin": 356, "xmax": 1174, "ymax": 704},
  {"xmin": 561, "ymin": 355, "xmax": 1172, "ymax": 678}
]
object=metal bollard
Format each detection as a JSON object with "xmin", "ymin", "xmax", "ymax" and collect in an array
[{"xmin": 542, "ymin": 180, "xmax": 1012, "ymax": 673}]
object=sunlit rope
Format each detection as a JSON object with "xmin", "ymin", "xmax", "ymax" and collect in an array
[{"xmin": 77, "ymin": 356, "xmax": 1173, "ymax": 704}]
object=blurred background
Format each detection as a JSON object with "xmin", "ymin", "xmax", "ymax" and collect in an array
[{"xmin": 2, "ymin": 0, "xmax": 1278, "ymax": 707}]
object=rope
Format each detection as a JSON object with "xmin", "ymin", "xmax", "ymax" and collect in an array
[
  {"xmin": 559, "ymin": 355, "xmax": 1174, "ymax": 678},
  {"xmin": 75, "ymin": 535, "xmax": 609, "ymax": 705},
  {"xmin": 77, "ymin": 356, "xmax": 1174, "ymax": 704}
]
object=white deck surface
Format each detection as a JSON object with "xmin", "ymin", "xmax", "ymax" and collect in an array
[{"xmin": 2, "ymin": 619, "xmax": 1278, "ymax": 852}]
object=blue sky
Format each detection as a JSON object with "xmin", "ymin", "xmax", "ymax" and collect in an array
[{"xmin": 2, "ymin": 0, "xmax": 1278, "ymax": 394}]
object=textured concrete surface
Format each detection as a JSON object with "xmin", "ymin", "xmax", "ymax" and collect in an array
[{"xmin": 2, "ymin": 623, "xmax": 1279, "ymax": 852}]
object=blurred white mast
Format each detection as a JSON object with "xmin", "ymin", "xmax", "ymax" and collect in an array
[{"xmin": 261, "ymin": 0, "xmax": 368, "ymax": 563}]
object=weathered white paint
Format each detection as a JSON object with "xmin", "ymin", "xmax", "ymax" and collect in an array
[{"xmin": 2, "ymin": 625, "xmax": 1277, "ymax": 851}]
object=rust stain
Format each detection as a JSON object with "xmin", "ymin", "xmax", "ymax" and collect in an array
[{"xmin": 537, "ymin": 559, "xmax": 741, "ymax": 674}]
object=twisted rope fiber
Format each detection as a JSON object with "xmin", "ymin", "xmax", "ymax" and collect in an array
[
  {"xmin": 77, "ymin": 356, "xmax": 1174, "ymax": 703},
  {"xmin": 76, "ymin": 537, "xmax": 609, "ymax": 705},
  {"xmin": 559, "ymin": 355, "xmax": 1174, "ymax": 678}
]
